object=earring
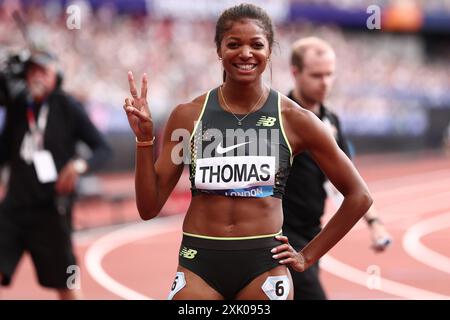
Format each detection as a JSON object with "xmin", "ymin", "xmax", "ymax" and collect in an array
[{"xmin": 218, "ymin": 57, "xmax": 223, "ymax": 61}]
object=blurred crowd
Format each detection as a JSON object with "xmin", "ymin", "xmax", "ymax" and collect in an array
[
  {"xmin": 294, "ymin": 0, "xmax": 450, "ymax": 12},
  {"xmin": 1, "ymin": 2, "xmax": 449, "ymax": 136}
]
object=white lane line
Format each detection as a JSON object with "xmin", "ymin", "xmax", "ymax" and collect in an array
[
  {"xmin": 321, "ymin": 255, "xmax": 450, "ymax": 300},
  {"xmin": 403, "ymin": 212, "xmax": 450, "ymax": 275},
  {"xmin": 321, "ymin": 172, "xmax": 450, "ymax": 298},
  {"xmin": 74, "ymin": 222, "xmax": 139, "ymax": 246},
  {"xmin": 324, "ymin": 170, "xmax": 450, "ymax": 228},
  {"xmin": 330, "ymin": 190, "xmax": 450, "ymax": 232},
  {"xmin": 85, "ymin": 212, "xmax": 449, "ymax": 300},
  {"xmin": 84, "ymin": 215, "xmax": 183, "ymax": 300},
  {"xmin": 84, "ymin": 167, "xmax": 450, "ymax": 300}
]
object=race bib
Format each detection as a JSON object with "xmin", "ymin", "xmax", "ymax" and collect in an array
[
  {"xmin": 194, "ymin": 156, "xmax": 276, "ymax": 197},
  {"xmin": 167, "ymin": 272, "xmax": 186, "ymax": 300},
  {"xmin": 261, "ymin": 275, "xmax": 290, "ymax": 300},
  {"xmin": 195, "ymin": 156, "xmax": 275, "ymax": 190}
]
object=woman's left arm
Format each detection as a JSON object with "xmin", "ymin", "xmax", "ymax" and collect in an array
[{"xmin": 275, "ymin": 99, "xmax": 373, "ymax": 271}]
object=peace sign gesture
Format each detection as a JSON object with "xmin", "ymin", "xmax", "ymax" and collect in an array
[{"xmin": 123, "ymin": 71, "xmax": 153, "ymax": 141}]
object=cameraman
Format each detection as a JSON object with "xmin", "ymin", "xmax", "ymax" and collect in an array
[{"xmin": 0, "ymin": 50, "xmax": 112, "ymax": 299}]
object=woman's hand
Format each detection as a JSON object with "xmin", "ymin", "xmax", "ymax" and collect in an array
[
  {"xmin": 271, "ymin": 235, "xmax": 307, "ymax": 272},
  {"xmin": 123, "ymin": 71, "xmax": 153, "ymax": 141}
]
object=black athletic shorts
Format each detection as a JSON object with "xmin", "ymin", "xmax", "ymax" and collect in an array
[
  {"xmin": 178, "ymin": 231, "xmax": 283, "ymax": 300},
  {"xmin": 0, "ymin": 202, "xmax": 76, "ymax": 288}
]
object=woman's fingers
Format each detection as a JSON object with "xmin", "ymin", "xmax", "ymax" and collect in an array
[
  {"xmin": 140, "ymin": 73, "xmax": 148, "ymax": 100},
  {"xmin": 271, "ymin": 234, "xmax": 302, "ymax": 266},
  {"xmin": 124, "ymin": 97, "xmax": 134, "ymax": 107},
  {"xmin": 271, "ymin": 235, "xmax": 291, "ymax": 254},
  {"xmin": 128, "ymin": 71, "xmax": 139, "ymax": 99},
  {"xmin": 124, "ymin": 97, "xmax": 149, "ymax": 120},
  {"xmin": 271, "ymin": 243, "xmax": 290, "ymax": 254},
  {"xmin": 278, "ymin": 257, "xmax": 297, "ymax": 265},
  {"xmin": 272, "ymin": 251, "xmax": 293, "ymax": 260},
  {"xmin": 128, "ymin": 72, "xmax": 149, "ymax": 112},
  {"xmin": 124, "ymin": 72, "xmax": 153, "ymax": 138},
  {"xmin": 275, "ymin": 235, "xmax": 289, "ymax": 243},
  {"xmin": 124, "ymin": 104, "xmax": 151, "ymax": 122}
]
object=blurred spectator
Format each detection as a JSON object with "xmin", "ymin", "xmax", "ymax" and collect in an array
[
  {"xmin": 0, "ymin": 49, "xmax": 112, "ymax": 299},
  {"xmin": 0, "ymin": 3, "xmax": 448, "ymax": 137}
]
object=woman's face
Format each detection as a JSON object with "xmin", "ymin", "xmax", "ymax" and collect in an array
[{"xmin": 218, "ymin": 18, "xmax": 271, "ymax": 84}]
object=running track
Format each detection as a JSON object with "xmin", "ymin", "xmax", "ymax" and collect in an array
[{"xmin": 2, "ymin": 152, "xmax": 450, "ymax": 299}]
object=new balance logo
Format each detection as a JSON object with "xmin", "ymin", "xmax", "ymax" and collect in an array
[
  {"xmin": 180, "ymin": 247, "xmax": 198, "ymax": 259},
  {"xmin": 256, "ymin": 116, "xmax": 276, "ymax": 127}
]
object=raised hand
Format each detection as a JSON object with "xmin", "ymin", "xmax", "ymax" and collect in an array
[{"xmin": 123, "ymin": 71, "xmax": 153, "ymax": 141}]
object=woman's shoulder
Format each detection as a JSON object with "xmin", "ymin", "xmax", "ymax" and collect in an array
[
  {"xmin": 171, "ymin": 92, "xmax": 209, "ymax": 117},
  {"xmin": 167, "ymin": 91, "xmax": 212, "ymax": 131},
  {"xmin": 277, "ymin": 92, "xmax": 323, "ymax": 154},
  {"xmin": 278, "ymin": 92, "xmax": 313, "ymax": 124}
]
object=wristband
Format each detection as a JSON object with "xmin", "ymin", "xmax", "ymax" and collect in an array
[{"xmin": 136, "ymin": 136, "xmax": 155, "ymax": 147}]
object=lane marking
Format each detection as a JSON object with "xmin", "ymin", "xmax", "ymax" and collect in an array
[
  {"xmin": 330, "ymin": 191, "xmax": 450, "ymax": 231},
  {"xmin": 85, "ymin": 215, "xmax": 183, "ymax": 300},
  {"xmin": 84, "ymin": 165, "xmax": 450, "ymax": 299},
  {"xmin": 321, "ymin": 170, "xmax": 450, "ymax": 298},
  {"xmin": 85, "ymin": 212, "xmax": 449, "ymax": 300},
  {"xmin": 403, "ymin": 212, "xmax": 450, "ymax": 275},
  {"xmin": 321, "ymin": 255, "xmax": 450, "ymax": 299}
]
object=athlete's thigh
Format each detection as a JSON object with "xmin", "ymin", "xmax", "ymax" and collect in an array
[
  {"xmin": 235, "ymin": 265, "xmax": 293, "ymax": 300},
  {"xmin": 168, "ymin": 265, "xmax": 224, "ymax": 300}
]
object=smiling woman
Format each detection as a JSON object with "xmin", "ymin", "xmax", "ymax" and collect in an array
[
  {"xmin": 122, "ymin": 3, "xmax": 372, "ymax": 300},
  {"xmin": 215, "ymin": 6, "xmax": 273, "ymax": 85}
]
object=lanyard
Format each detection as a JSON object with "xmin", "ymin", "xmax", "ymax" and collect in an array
[
  {"xmin": 26, "ymin": 102, "xmax": 49, "ymax": 150},
  {"xmin": 27, "ymin": 102, "xmax": 49, "ymax": 133}
]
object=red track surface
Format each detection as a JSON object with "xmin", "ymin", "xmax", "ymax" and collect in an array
[{"xmin": 2, "ymin": 151, "xmax": 450, "ymax": 299}]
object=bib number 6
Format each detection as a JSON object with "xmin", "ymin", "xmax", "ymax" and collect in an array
[{"xmin": 261, "ymin": 275, "xmax": 290, "ymax": 300}]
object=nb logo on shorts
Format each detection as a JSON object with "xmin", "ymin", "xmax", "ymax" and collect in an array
[
  {"xmin": 256, "ymin": 116, "xmax": 276, "ymax": 127},
  {"xmin": 180, "ymin": 247, "xmax": 198, "ymax": 259}
]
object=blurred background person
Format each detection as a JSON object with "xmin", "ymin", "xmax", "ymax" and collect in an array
[
  {"xmin": 282, "ymin": 37, "xmax": 392, "ymax": 300},
  {"xmin": 0, "ymin": 49, "xmax": 112, "ymax": 299}
]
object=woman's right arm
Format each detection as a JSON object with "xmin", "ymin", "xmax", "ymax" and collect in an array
[{"xmin": 124, "ymin": 72, "xmax": 194, "ymax": 220}]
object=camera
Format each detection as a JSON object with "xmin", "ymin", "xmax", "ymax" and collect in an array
[
  {"xmin": 0, "ymin": 49, "xmax": 30, "ymax": 105},
  {"xmin": 0, "ymin": 49, "xmax": 63, "ymax": 106}
]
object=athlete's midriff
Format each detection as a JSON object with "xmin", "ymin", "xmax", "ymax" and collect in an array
[{"xmin": 183, "ymin": 194, "xmax": 283, "ymax": 237}]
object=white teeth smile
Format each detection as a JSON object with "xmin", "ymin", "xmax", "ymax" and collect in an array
[{"xmin": 235, "ymin": 64, "xmax": 256, "ymax": 71}]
